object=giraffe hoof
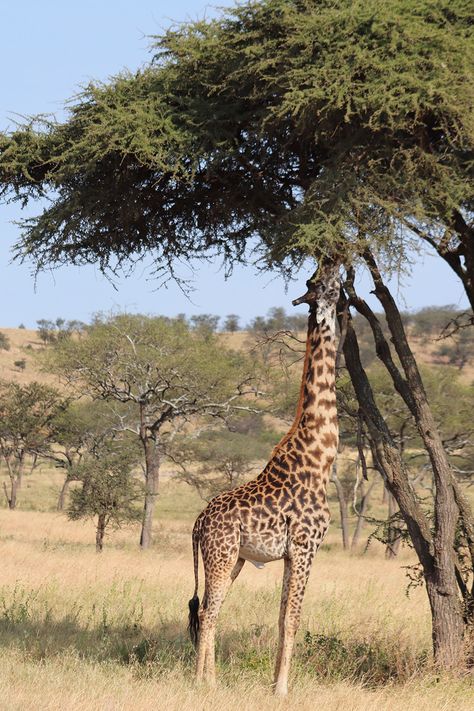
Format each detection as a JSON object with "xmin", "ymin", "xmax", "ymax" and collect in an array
[{"xmin": 273, "ymin": 682, "xmax": 288, "ymax": 697}]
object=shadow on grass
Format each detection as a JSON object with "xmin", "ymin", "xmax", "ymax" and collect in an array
[
  {"xmin": 0, "ymin": 607, "xmax": 427, "ymax": 687},
  {"xmin": 0, "ymin": 614, "xmax": 194, "ymax": 674}
]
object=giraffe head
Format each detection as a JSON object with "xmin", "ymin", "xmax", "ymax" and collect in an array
[{"xmin": 292, "ymin": 260, "xmax": 341, "ymax": 329}]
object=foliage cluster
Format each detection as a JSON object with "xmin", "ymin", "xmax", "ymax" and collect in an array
[
  {"xmin": 0, "ymin": 0, "xmax": 471, "ymax": 289},
  {"xmin": 67, "ymin": 447, "xmax": 143, "ymax": 551},
  {"xmin": 0, "ymin": 380, "xmax": 69, "ymax": 509},
  {"xmin": 171, "ymin": 413, "xmax": 280, "ymax": 501},
  {"xmin": 0, "ymin": 332, "xmax": 10, "ymax": 351},
  {"xmin": 36, "ymin": 318, "xmax": 85, "ymax": 345}
]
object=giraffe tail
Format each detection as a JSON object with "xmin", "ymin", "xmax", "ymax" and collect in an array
[{"xmin": 188, "ymin": 516, "xmax": 201, "ymax": 647}]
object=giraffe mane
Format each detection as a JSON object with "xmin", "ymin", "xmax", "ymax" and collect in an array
[{"xmin": 269, "ymin": 311, "xmax": 315, "ymax": 458}]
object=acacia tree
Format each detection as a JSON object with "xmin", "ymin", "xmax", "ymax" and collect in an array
[
  {"xmin": 171, "ymin": 414, "xmax": 276, "ymax": 500},
  {"xmin": 0, "ymin": 381, "xmax": 67, "ymax": 509},
  {"xmin": 67, "ymin": 448, "xmax": 143, "ymax": 552},
  {"xmin": 0, "ymin": 0, "xmax": 472, "ymax": 667},
  {"xmin": 47, "ymin": 400, "xmax": 115, "ymax": 510},
  {"xmin": 44, "ymin": 313, "xmax": 257, "ymax": 548},
  {"xmin": 337, "ymin": 263, "xmax": 474, "ymax": 669}
]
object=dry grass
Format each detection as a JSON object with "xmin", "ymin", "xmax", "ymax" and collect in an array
[
  {"xmin": 0, "ymin": 328, "xmax": 60, "ymax": 386},
  {"xmin": 0, "ymin": 498, "xmax": 473, "ymax": 710},
  {"xmin": 2, "ymin": 325, "xmax": 473, "ymax": 388},
  {"xmin": 0, "ymin": 326, "xmax": 473, "ymax": 708}
]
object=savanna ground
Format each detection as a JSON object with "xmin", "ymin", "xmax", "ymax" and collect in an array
[{"xmin": 1, "ymin": 465, "xmax": 473, "ymax": 711}]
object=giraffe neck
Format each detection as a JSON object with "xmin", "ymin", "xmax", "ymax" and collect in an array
[
  {"xmin": 299, "ymin": 307, "xmax": 337, "ymax": 430},
  {"xmin": 272, "ymin": 306, "xmax": 338, "ymax": 470}
]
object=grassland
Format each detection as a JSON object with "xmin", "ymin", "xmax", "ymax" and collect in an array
[
  {"xmin": 0, "ymin": 472, "xmax": 473, "ymax": 711},
  {"xmin": 0, "ymin": 326, "xmax": 473, "ymax": 709},
  {"xmin": 2, "ymin": 324, "xmax": 474, "ymax": 387}
]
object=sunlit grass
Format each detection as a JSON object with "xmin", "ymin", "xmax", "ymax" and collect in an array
[{"xmin": 0, "ymin": 475, "xmax": 473, "ymax": 709}]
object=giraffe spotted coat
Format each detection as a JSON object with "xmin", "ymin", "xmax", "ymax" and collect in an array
[{"xmin": 189, "ymin": 263, "xmax": 340, "ymax": 696}]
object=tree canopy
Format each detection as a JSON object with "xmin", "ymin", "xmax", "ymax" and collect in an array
[
  {"xmin": 0, "ymin": 0, "xmax": 472, "ymax": 298},
  {"xmin": 43, "ymin": 312, "xmax": 259, "ymax": 547}
]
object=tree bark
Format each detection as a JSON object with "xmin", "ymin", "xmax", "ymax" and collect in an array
[
  {"xmin": 140, "ymin": 435, "xmax": 160, "ymax": 549},
  {"xmin": 96, "ymin": 513, "xmax": 106, "ymax": 552},
  {"xmin": 351, "ymin": 479, "xmax": 376, "ymax": 550},
  {"xmin": 362, "ymin": 253, "xmax": 465, "ymax": 664},
  {"xmin": 57, "ymin": 476, "xmax": 71, "ymax": 511},
  {"xmin": 331, "ymin": 465, "xmax": 350, "ymax": 550},
  {"xmin": 8, "ymin": 475, "xmax": 20, "ymax": 510},
  {"xmin": 337, "ymin": 293, "xmax": 466, "ymax": 669},
  {"xmin": 385, "ymin": 492, "xmax": 401, "ymax": 559}
]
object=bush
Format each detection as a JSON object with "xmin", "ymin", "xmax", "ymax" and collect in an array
[{"xmin": 0, "ymin": 332, "xmax": 10, "ymax": 351}]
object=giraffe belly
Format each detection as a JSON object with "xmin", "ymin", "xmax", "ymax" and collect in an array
[{"xmin": 239, "ymin": 538, "xmax": 286, "ymax": 564}]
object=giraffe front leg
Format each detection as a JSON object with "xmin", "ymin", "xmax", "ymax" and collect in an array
[{"xmin": 273, "ymin": 548, "xmax": 314, "ymax": 696}]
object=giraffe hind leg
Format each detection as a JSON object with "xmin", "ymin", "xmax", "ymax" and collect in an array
[
  {"xmin": 274, "ymin": 557, "xmax": 291, "ymax": 686},
  {"xmin": 195, "ymin": 556, "xmax": 244, "ymax": 685}
]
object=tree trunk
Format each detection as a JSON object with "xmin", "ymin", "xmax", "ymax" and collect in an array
[
  {"xmin": 385, "ymin": 492, "xmax": 400, "ymax": 559},
  {"xmin": 426, "ymin": 573, "xmax": 465, "ymax": 669},
  {"xmin": 140, "ymin": 435, "xmax": 160, "ymax": 549},
  {"xmin": 96, "ymin": 513, "xmax": 106, "ymax": 552},
  {"xmin": 331, "ymin": 465, "xmax": 350, "ymax": 550},
  {"xmin": 8, "ymin": 475, "xmax": 20, "ymax": 510},
  {"xmin": 337, "ymin": 293, "xmax": 466, "ymax": 669},
  {"xmin": 362, "ymin": 253, "xmax": 466, "ymax": 663},
  {"xmin": 57, "ymin": 476, "xmax": 71, "ymax": 511},
  {"xmin": 351, "ymin": 479, "xmax": 375, "ymax": 550}
]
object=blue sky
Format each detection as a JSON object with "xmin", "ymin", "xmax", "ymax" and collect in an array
[{"xmin": 0, "ymin": 0, "xmax": 469, "ymax": 328}]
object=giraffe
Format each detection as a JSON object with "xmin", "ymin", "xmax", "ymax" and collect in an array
[{"xmin": 188, "ymin": 261, "xmax": 340, "ymax": 696}]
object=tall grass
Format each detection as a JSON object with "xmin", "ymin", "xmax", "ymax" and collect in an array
[{"xmin": 0, "ymin": 483, "xmax": 473, "ymax": 710}]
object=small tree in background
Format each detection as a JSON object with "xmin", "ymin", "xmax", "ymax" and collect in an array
[
  {"xmin": 67, "ymin": 449, "xmax": 143, "ymax": 552},
  {"xmin": 44, "ymin": 313, "xmax": 259, "ymax": 548},
  {"xmin": 36, "ymin": 318, "xmax": 85, "ymax": 346},
  {"xmin": 0, "ymin": 332, "xmax": 10, "ymax": 351},
  {"xmin": 190, "ymin": 314, "xmax": 220, "ymax": 338},
  {"xmin": 223, "ymin": 314, "xmax": 240, "ymax": 333},
  {"xmin": 248, "ymin": 308, "xmax": 307, "ymax": 335},
  {"xmin": 47, "ymin": 399, "xmax": 116, "ymax": 510},
  {"xmin": 0, "ymin": 381, "xmax": 68, "ymax": 509},
  {"xmin": 171, "ymin": 414, "xmax": 277, "ymax": 501}
]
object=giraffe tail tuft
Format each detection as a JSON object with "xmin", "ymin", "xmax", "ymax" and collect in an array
[
  {"xmin": 188, "ymin": 516, "xmax": 201, "ymax": 647},
  {"xmin": 188, "ymin": 594, "xmax": 200, "ymax": 647}
]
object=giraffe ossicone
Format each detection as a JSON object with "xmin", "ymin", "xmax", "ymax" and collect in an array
[{"xmin": 188, "ymin": 260, "xmax": 341, "ymax": 696}]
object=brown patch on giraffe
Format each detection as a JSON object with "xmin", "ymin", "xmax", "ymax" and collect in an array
[
  {"xmin": 289, "ymin": 452, "xmax": 304, "ymax": 469},
  {"xmin": 294, "ymin": 437, "xmax": 305, "ymax": 452},
  {"xmin": 318, "ymin": 398, "xmax": 335, "ymax": 410},
  {"xmin": 309, "ymin": 446, "xmax": 323, "ymax": 460},
  {"xmin": 311, "ymin": 414, "xmax": 326, "ymax": 430},
  {"xmin": 321, "ymin": 432, "xmax": 338, "ymax": 448}
]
